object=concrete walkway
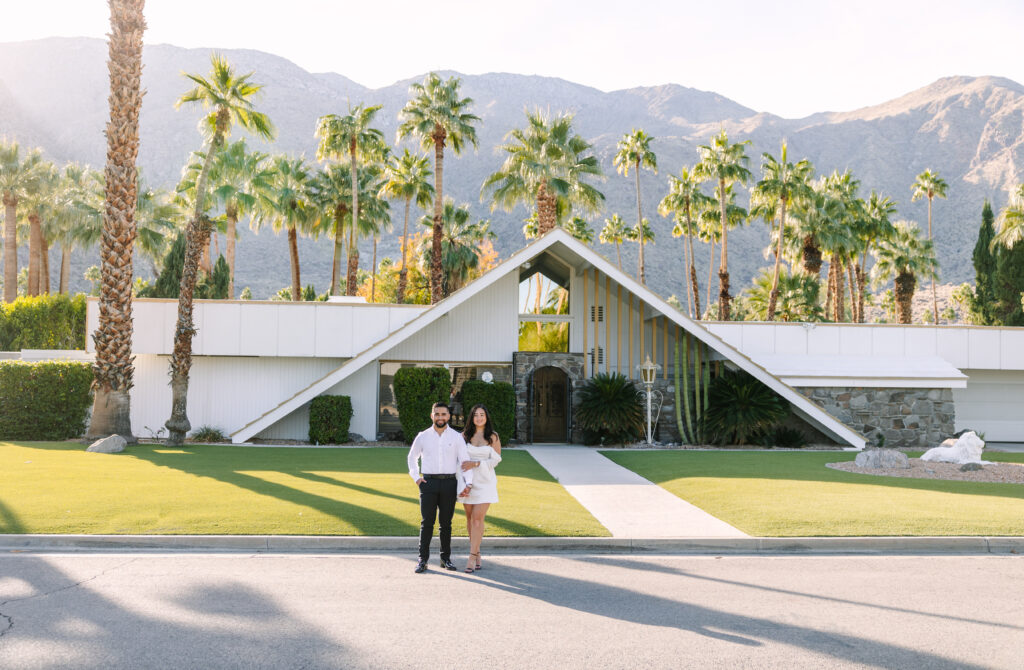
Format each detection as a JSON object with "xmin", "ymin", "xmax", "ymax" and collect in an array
[{"xmin": 524, "ymin": 446, "xmax": 748, "ymax": 538}]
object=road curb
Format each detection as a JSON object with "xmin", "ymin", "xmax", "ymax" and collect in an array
[{"xmin": 2, "ymin": 534, "xmax": 1022, "ymax": 555}]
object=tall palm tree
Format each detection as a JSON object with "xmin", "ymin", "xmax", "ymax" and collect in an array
[
  {"xmin": 255, "ymin": 155, "xmax": 315, "ymax": 302},
  {"xmin": 856, "ymin": 191, "xmax": 897, "ymax": 321},
  {"xmin": 564, "ymin": 216, "xmax": 594, "ymax": 244},
  {"xmin": 482, "ymin": 109, "xmax": 605, "ymax": 238},
  {"xmin": 166, "ymin": 53, "xmax": 275, "ymax": 446},
  {"xmin": 0, "ymin": 142, "xmax": 44, "ymax": 303},
  {"xmin": 316, "ymin": 104, "xmax": 388, "ymax": 296},
  {"xmin": 88, "ymin": 0, "xmax": 146, "ymax": 441},
  {"xmin": 871, "ymin": 220, "xmax": 938, "ymax": 324},
  {"xmin": 398, "ymin": 73, "xmax": 480, "ymax": 303},
  {"xmin": 754, "ymin": 143, "xmax": 814, "ymax": 320},
  {"xmin": 614, "ymin": 129, "xmax": 657, "ymax": 284},
  {"xmin": 695, "ymin": 129, "xmax": 751, "ymax": 319},
  {"xmin": 697, "ymin": 180, "xmax": 749, "ymax": 319},
  {"xmin": 658, "ymin": 166, "xmax": 710, "ymax": 319},
  {"xmin": 22, "ymin": 161, "xmax": 58, "ymax": 296},
  {"xmin": 626, "ymin": 218, "xmax": 654, "ymax": 275},
  {"xmin": 911, "ymin": 169, "xmax": 948, "ymax": 323},
  {"xmin": 379, "ymin": 149, "xmax": 433, "ymax": 303},
  {"xmin": 992, "ymin": 183, "xmax": 1024, "ymax": 250},
  {"xmin": 416, "ymin": 199, "xmax": 493, "ymax": 296},
  {"xmin": 599, "ymin": 213, "xmax": 629, "ymax": 270}
]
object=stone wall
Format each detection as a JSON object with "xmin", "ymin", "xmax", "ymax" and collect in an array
[
  {"xmin": 797, "ymin": 387, "xmax": 955, "ymax": 448},
  {"xmin": 512, "ymin": 352, "xmax": 584, "ymax": 443}
]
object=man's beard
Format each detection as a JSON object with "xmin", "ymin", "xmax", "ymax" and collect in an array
[{"xmin": 434, "ymin": 419, "xmax": 448, "ymax": 428}]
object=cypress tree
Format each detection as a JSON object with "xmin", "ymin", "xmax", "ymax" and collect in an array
[
  {"xmin": 148, "ymin": 233, "xmax": 186, "ymax": 299},
  {"xmin": 971, "ymin": 201, "xmax": 998, "ymax": 324},
  {"xmin": 993, "ymin": 231, "xmax": 1024, "ymax": 326}
]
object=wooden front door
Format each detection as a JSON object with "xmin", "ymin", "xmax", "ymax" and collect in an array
[{"xmin": 532, "ymin": 366, "xmax": 568, "ymax": 443}]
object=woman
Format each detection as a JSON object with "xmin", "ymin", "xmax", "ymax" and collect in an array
[{"xmin": 458, "ymin": 404, "xmax": 502, "ymax": 573}]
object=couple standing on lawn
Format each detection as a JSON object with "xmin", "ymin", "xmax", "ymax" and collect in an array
[{"xmin": 407, "ymin": 401, "xmax": 502, "ymax": 574}]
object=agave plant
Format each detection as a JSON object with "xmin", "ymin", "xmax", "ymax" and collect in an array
[
  {"xmin": 702, "ymin": 370, "xmax": 788, "ymax": 445},
  {"xmin": 574, "ymin": 373, "xmax": 644, "ymax": 445}
]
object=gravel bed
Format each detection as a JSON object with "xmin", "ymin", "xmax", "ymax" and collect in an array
[{"xmin": 827, "ymin": 458, "xmax": 1024, "ymax": 484}]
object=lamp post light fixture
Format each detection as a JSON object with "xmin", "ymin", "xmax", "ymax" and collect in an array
[{"xmin": 636, "ymin": 355, "xmax": 661, "ymax": 444}]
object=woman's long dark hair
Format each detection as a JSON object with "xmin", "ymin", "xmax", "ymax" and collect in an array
[{"xmin": 462, "ymin": 404, "xmax": 496, "ymax": 444}]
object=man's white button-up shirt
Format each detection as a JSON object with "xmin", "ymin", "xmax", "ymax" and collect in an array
[{"xmin": 407, "ymin": 425, "xmax": 474, "ymax": 483}]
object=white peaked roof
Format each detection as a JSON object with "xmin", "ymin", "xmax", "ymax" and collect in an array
[{"xmin": 231, "ymin": 228, "xmax": 866, "ymax": 448}]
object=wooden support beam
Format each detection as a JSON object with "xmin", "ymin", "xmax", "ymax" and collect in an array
[{"xmin": 582, "ymin": 270, "xmax": 588, "ymax": 378}]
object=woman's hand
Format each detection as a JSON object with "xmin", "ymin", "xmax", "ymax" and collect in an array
[{"xmin": 461, "ymin": 460, "xmax": 479, "ymax": 471}]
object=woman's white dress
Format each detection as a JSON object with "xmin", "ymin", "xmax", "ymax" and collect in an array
[{"xmin": 460, "ymin": 442, "xmax": 501, "ymax": 504}]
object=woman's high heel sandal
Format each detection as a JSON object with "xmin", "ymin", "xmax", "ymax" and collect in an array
[
  {"xmin": 475, "ymin": 553, "xmax": 482, "ymax": 570},
  {"xmin": 465, "ymin": 553, "xmax": 480, "ymax": 573}
]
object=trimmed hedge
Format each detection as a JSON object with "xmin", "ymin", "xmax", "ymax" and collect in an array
[
  {"xmin": 393, "ymin": 367, "xmax": 451, "ymax": 443},
  {"xmin": 308, "ymin": 395, "xmax": 353, "ymax": 444},
  {"xmin": 460, "ymin": 380, "xmax": 516, "ymax": 442},
  {"xmin": 0, "ymin": 360, "xmax": 94, "ymax": 440},
  {"xmin": 0, "ymin": 294, "xmax": 87, "ymax": 351}
]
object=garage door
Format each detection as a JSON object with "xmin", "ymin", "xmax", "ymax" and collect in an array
[{"xmin": 954, "ymin": 369, "xmax": 1024, "ymax": 441}]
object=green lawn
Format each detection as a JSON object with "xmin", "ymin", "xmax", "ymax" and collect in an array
[
  {"xmin": 0, "ymin": 442, "xmax": 607, "ymax": 536},
  {"xmin": 603, "ymin": 450, "xmax": 1024, "ymax": 537}
]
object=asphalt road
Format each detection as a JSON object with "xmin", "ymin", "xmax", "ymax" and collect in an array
[{"xmin": 1, "ymin": 553, "xmax": 1021, "ymax": 669}]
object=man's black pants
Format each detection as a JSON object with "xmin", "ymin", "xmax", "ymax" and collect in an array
[{"xmin": 418, "ymin": 477, "xmax": 457, "ymax": 562}]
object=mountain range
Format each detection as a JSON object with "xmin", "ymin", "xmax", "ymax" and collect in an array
[{"xmin": 2, "ymin": 36, "xmax": 1023, "ymax": 301}]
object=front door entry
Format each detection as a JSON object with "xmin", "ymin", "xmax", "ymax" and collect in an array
[{"xmin": 532, "ymin": 366, "xmax": 568, "ymax": 442}]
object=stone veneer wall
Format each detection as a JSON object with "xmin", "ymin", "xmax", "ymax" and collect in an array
[
  {"xmin": 797, "ymin": 387, "xmax": 955, "ymax": 448},
  {"xmin": 512, "ymin": 352, "xmax": 584, "ymax": 443}
]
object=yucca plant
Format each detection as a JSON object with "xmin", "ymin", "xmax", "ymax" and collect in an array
[
  {"xmin": 575, "ymin": 372, "xmax": 644, "ymax": 445},
  {"xmin": 702, "ymin": 370, "xmax": 787, "ymax": 445}
]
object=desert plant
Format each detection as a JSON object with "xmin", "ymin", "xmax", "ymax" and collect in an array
[
  {"xmin": 574, "ymin": 372, "xmax": 644, "ymax": 445},
  {"xmin": 460, "ymin": 380, "xmax": 515, "ymax": 441},
  {"xmin": 702, "ymin": 370, "xmax": 787, "ymax": 445},
  {"xmin": 308, "ymin": 395, "xmax": 353, "ymax": 444},
  {"xmin": 393, "ymin": 366, "xmax": 451, "ymax": 443},
  {"xmin": 189, "ymin": 425, "xmax": 226, "ymax": 443}
]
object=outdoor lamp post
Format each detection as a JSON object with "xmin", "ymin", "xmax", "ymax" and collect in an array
[{"xmin": 637, "ymin": 355, "xmax": 661, "ymax": 444}]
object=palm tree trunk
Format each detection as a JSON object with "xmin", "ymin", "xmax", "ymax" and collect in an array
[
  {"xmin": 767, "ymin": 200, "xmax": 788, "ymax": 321},
  {"xmin": 346, "ymin": 225, "xmax": 359, "ymax": 296},
  {"xmin": 686, "ymin": 207, "xmax": 700, "ymax": 320},
  {"xmin": 833, "ymin": 256, "xmax": 846, "ymax": 322},
  {"xmin": 857, "ymin": 255, "xmax": 868, "ymax": 323},
  {"xmin": 706, "ymin": 238, "xmax": 715, "ymax": 317},
  {"xmin": 330, "ymin": 204, "xmax": 344, "ymax": 295},
  {"xmin": 928, "ymin": 195, "xmax": 938, "ymax": 323},
  {"xmin": 166, "ymin": 106, "xmax": 226, "ymax": 446},
  {"xmin": 615, "ymin": 243, "xmax": 622, "ymax": 270},
  {"xmin": 27, "ymin": 212, "xmax": 41, "ymax": 296},
  {"xmin": 397, "ymin": 196, "xmax": 411, "ymax": 303},
  {"xmin": 895, "ymin": 271, "xmax": 916, "ymax": 324},
  {"xmin": 635, "ymin": 164, "xmax": 645, "ymax": 285},
  {"xmin": 717, "ymin": 178, "xmax": 730, "ymax": 320},
  {"xmin": 288, "ymin": 224, "xmax": 301, "ymax": 301},
  {"xmin": 201, "ymin": 236, "xmax": 211, "ymax": 274},
  {"xmin": 845, "ymin": 258, "xmax": 858, "ymax": 323},
  {"xmin": 41, "ymin": 235, "xmax": 50, "ymax": 294},
  {"xmin": 3, "ymin": 196, "xmax": 16, "ymax": 303},
  {"xmin": 370, "ymin": 235, "xmax": 378, "ymax": 302},
  {"xmin": 825, "ymin": 260, "xmax": 834, "ymax": 319},
  {"xmin": 226, "ymin": 211, "xmax": 236, "ymax": 298},
  {"xmin": 681, "ymin": 220, "xmax": 693, "ymax": 317},
  {"xmin": 348, "ymin": 141, "xmax": 360, "ymax": 297},
  {"xmin": 536, "ymin": 179, "xmax": 557, "ymax": 234},
  {"xmin": 59, "ymin": 243, "xmax": 70, "ymax": 294},
  {"xmin": 430, "ymin": 126, "xmax": 445, "ymax": 304},
  {"xmin": 90, "ymin": 0, "xmax": 145, "ymax": 443}
]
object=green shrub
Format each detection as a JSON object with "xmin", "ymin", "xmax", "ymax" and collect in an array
[
  {"xmin": 759, "ymin": 425, "xmax": 808, "ymax": 448},
  {"xmin": 393, "ymin": 367, "xmax": 451, "ymax": 443},
  {"xmin": 308, "ymin": 395, "xmax": 353, "ymax": 444},
  {"xmin": 460, "ymin": 380, "xmax": 516, "ymax": 441},
  {"xmin": 0, "ymin": 294, "xmax": 87, "ymax": 350},
  {"xmin": 703, "ymin": 370, "xmax": 788, "ymax": 445},
  {"xmin": 0, "ymin": 360, "xmax": 93, "ymax": 439},
  {"xmin": 189, "ymin": 425, "xmax": 227, "ymax": 443},
  {"xmin": 575, "ymin": 372, "xmax": 644, "ymax": 446}
]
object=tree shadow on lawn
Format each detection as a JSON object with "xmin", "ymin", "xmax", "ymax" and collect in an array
[
  {"xmin": 602, "ymin": 451, "xmax": 1024, "ymax": 502},
  {"xmin": 460, "ymin": 563, "xmax": 989, "ymax": 669}
]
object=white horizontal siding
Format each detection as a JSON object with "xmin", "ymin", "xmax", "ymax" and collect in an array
[{"xmin": 954, "ymin": 369, "xmax": 1024, "ymax": 441}]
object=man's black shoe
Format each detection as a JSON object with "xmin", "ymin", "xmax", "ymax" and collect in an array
[
  {"xmin": 439, "ymin": 558, "xmax": 457, "ymax": 571},
  {"xmin": 414, "ymin": 560, "xmax": 428, "ymax": 573}
]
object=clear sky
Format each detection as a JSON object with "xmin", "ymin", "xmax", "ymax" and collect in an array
[{"xmin": 3, "ymin": 0, "xmax": 1022, "ymax": 118}]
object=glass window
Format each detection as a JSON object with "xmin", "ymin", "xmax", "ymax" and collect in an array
[
  {"xmin": 519, "ymin": 272, "xmax": 568, "ymax": 315},
  {"xmin": 518, "ymin": 321, "xmax": 569, "ymax": 352}
]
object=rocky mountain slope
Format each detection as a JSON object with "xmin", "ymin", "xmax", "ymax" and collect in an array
[{"xmin": 2, "ymin": 37, "xmax": 1022, "ymax": 301}]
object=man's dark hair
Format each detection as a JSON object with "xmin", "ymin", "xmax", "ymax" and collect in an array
[{"xmin": 432, "ymin": 402, "xmax": 451, "ymax": 412}]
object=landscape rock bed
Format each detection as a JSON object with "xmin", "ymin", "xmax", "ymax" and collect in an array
[{"xmin": 827, "ymin": 458, "xmax": 1024, "ymax": 484}]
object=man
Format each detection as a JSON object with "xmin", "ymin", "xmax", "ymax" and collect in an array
[{"xmin": 407, "ymin": 402, "xmax": 474, "ymax": 573}]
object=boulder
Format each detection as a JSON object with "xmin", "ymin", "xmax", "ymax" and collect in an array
[
  {"xmin": 86, "ymin": 435, "xmax": 127, "ymax": 454},
  {"xmin": 921, "ymin": 431, "xmax": 990, "ymax": 464},
  {"xmin": 855, "ymin": 448, "xmax": 910, "ymax": 469},
  {"xmin": 346, "ymin": 433, "xmax": 365, "ymax": 444},
  {"xmin": 960, "ymin": 462, "xmax": 984, "ymax": 472}
]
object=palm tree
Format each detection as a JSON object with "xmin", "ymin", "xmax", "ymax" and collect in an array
[
  {"xmin": 871, "ymin": 220, "xmax": 938, "ymax": 324},
  {"xmin": 754, "ymin": 143, "xmax": 814, "ymax": 320},
  {"xmin": 697, "ymin": 181, "xmax": 749, "ymax": 319},
  {"xmin": 614, "ymin": 129, "xmax": 657, "ymax": 284},
  {"xmin": 564, "ymin": 217, "xmax": 594, "ymax": 244},
  {"xmin": 166, "ymin": 53, "xmax": 275, "ymax": 446},
  {"xmin": 398, "ymin": 73, "xmax": 480, "ymax": 303},
  {"xmin": 658, "ymin": 166, "xmax": 710, "ymax": 319},
  {"xmin": 599, "ymin": 214, "xmax": 629, "ymax": 270},
  {"xmin": 88, "ymin": 0, "xmax": 146, "ymax": 441},
  {"xmin": 316, "ymin": 104, "xmax": 388, "ymax": 296},
  {"xmin": 482, "ymin": 109, "xmax": 604, "ymax": 238},
  {"xmin": 255, "ymin": 155, "xmax": 315, "ymax": 302},
  {"xmin": 22, "ymin": 161, "xmax": 58, "ymax": 296},
  {"xmin": 0, "ymin": 141, "xmax": 44, "ymax": 303},
  {"xmin": 379, "ymin": 149, "xmax": 433, "ymax": 303},
  {"xmin": 992, "ymin": 183, "xmax": 1024, "ymax": 250},
  {"xmin": 695, "ymin": 129, "xmax": 751, "ymax": 319},
  {"xmin": 743, "ymin": 266, "xmax": 823, "ymax": 322},
  {"xmin": 856, "ymin": 191, "xmax": 897, "ymax": 321},
  {"xmin": 626, "ymin": 218, "xmax": 654, "ymax": 275},
  {"xmin": 416, "ymin": 199, "xmax": 494, "ymax": 297},
  {"xmin": 44, "ymin": 164, "xmax": 100, "ymax": 294},
  {"xmin": 911, "ymin": 169, "xmax": 948, "ymax": 323}
]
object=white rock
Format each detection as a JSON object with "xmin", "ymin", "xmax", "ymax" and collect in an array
[
  {"xmin": 855, "ymin": 449, "xmax": 910, "ymax": 469},
  {"xmin": 920, "ymin": 431, "xmax": 991, "ymax": 464},
  {"xmin": 86, "ymin": 435, "xmax": 127, "ymax": 453}
]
